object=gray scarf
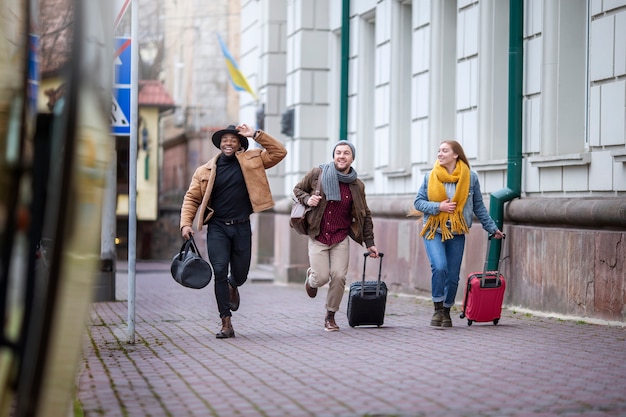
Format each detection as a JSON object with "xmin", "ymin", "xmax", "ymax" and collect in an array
[{"xmin": 320, "ymin": 162, "xmax": 358, "ymax": 201}]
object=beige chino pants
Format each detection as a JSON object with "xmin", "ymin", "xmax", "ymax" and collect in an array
[{"xmin": 307, "ymin": 237, "xmax": 350, "ymax": 312}]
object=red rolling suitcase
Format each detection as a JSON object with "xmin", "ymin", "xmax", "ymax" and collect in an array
[
  {"xmin": 460, "ymin": 235, "xmax": 506, "ymax": 326},
  {"xmin": 347, "ymin": 252, "xmax": 386, "ymax": 327}
]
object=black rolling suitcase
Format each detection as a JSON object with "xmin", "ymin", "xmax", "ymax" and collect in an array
[{"xmin": 347, "ymin": 252, "xmax": 386, "ymax": 327}]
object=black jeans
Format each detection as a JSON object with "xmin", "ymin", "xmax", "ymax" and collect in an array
[{"xmin": 206, "ymin": 219, "xmax": 252, "ymax": 318}]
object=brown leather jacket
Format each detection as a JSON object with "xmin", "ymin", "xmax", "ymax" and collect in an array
[
  {"xmin": 180, "ymin": 131, "xmax": 287, "ymax": 231},
  {"xmin": 292, "ymin": 167, "xmax": 375, "ymax": 248}
]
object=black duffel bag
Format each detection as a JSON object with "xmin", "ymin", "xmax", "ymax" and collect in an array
[{"xmin": 170, "ymin": 237, "xmax": 212, "ymax": 289}]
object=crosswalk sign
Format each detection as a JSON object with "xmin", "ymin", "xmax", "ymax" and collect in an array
[{"xmin": 112, "ymin": 37, "xmax": 131, "ymax": 136}]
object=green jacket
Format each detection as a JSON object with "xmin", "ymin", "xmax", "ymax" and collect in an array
[{"xmin": 293, "ymin": 167, "xmax": 376, "ymax": 248}]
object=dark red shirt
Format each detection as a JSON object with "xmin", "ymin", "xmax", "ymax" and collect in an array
[{"xmin": 316, "ymin": 182, "xmax": 353, "ymax": 245}]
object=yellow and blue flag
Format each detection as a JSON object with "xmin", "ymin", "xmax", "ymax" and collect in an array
[{"xmin": 217, "ymin": 33, "xmax": 257, "ymax": 99}]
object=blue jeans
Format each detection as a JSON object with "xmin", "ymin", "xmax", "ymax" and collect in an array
[
  {"xmin": 423, "ymin": 233, "xmax": 466, "ymax": 308},
  {"xmin": 206, "ymin": 219, "xmax": 252, "ymax": 318}
]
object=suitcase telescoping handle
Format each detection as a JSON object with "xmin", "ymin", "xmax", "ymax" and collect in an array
[
  {"xmin": 361, "ymin": 252, "xmax": 384, "ymax": 296},
  {"xmin": 480, "ymin": 233, "xmax": 506, "ymax": 288}
]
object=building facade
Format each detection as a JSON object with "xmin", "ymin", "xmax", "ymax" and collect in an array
[
  {"xmin": 153, "ymin": 0, "xmax": 252, "ymax": 260},
  {"xmin": 235, "ymin": 0, "xmax": 626, "ymax": 322}
]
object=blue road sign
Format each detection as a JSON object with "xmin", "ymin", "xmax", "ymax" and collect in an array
[
  {"xmin": 28, "ymin": 34, "xmax": 40, "ymax": 114},
  {"xmin": 112, "ymin": 37, "xmax": 131, "ymax": 136}
]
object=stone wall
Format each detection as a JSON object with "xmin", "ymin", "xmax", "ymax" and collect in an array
[
  {"xmin": 271, "ymin": 196, "xmax": 626, "ymax": 323},
  {"xmin": 505, "ymin": 226, "xmax": 625, "ymax": 322}
]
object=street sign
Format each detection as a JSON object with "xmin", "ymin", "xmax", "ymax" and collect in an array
[
  {"xmin": 28, "ymin": 34, "xmax": 40, "ymax": 114},
  {"xmin": 114, "ymin": 0, "xmax": 131, "ymax": 30},
  {"xmin": 112, "ymin": 37, "xmax": 131, "ymax": 135}
]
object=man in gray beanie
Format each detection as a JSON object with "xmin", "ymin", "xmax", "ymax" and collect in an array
[{"xmin": 292, "ymin": 141, "xmax": 379, "ymax": 331}]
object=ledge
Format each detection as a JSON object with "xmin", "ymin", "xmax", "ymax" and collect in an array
[
  {"xmin": 276, "ymin": 195, "xmax": 625, "ymax": 227},
  {"xmin": 507, "ymin": 198, "xmax": 626, "ymax": 228},
  {"xmin": 415, "ymin": 160, "xmax": 508, "ymax": 172},
  {"xmin": 471, "ymin": 159, "xmax": 508, "ymax": 171},
  {"xmin": 611, "ymin": 149, "xmax": 626, "ymax": 163},
  {"xmin": 528, "ymin": 153, "xmax": 591, "ymax": 168},
  {"xmin": 415, "ymin": 162, "xmax": 432, "ymax": 171},
  {"xmin": 381, "ymin": 168, "xmax": 410, "ymax": 179}
]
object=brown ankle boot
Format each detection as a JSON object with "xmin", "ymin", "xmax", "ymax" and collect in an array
[
  {"xmin": 442, "ymin": 306, "xmax": 452, "ymax": 327},
  {"xmin": 216, "ymin": 316, "xmax": 235, "ymax": 338},
  {"xmin": 430, "ymin": 302, "xmax": 444, "ymax": 327},
  {"xmin": 229, "ymin": 283, "xmax": 240, "ymax": 311},
  {"xmin": 324, "ymin": 311, "xmax": 339, "ymax": 332}
]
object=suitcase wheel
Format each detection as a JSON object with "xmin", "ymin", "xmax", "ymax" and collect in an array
[
  {"xmin": 493, "ymin": 318, "xmax": 499, "ymax": 325},
  {"xmin": 467, "ymin": 319, "xmax": 473, "ymax": 326}
]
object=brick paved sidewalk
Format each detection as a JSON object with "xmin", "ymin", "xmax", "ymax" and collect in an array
[{"xmin": 77, "ymin": 262, "xmax": 626, "ymax": 417}]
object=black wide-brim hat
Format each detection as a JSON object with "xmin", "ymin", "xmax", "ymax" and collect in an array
[{"xmin": 211, "ymin": 125, "xmax": 249, "ymax": 150}]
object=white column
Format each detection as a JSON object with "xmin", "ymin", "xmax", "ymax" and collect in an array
[
  {"xmin": 478, "ymin": 0, "xmax": 495, "ymax": 159},
  {"xmin": 428, "ymin": 1, "xmax": 456, "ymax": 151},
  {"xmin": 541, "ymin": 0, "xmax": 558, "ymax": 156}
]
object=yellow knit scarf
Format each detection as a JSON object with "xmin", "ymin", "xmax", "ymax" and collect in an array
[{"xmin": 420, "ymin": 160, "xmax": 470, "ymax": 241}]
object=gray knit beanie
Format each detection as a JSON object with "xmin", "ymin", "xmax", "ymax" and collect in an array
[{"xmin": 332, "ymin": 140, "xmax": 356, "ymax": 160}]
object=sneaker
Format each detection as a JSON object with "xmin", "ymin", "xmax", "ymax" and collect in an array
[
  {"xmin": 305, "ymin": 268, "xmax": 317, "ymax": 298},
  {"xmin": 324, "ymin": 311, "xmax": 339, "ymax": 332}
]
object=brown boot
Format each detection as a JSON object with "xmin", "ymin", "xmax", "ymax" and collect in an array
[
  {"xmin": 442, "ymin": 306, "xmax": 452, "ymax": 327},
  {"xmin": 324, "ymin": 311, "xmax": 339, "ymax": 332},
  {"xmin": 229, "ymin": 282, "xmax": 240, "ymax": 311},
  {"xmin": 430, "ymin": 302, "xmax": 444, "ymax": 327},
  {"xmin": 216, "ymin": 316, "xmax": 235, "ymax": 338}
]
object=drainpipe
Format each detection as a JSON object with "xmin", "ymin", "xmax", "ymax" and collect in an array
[
  {"xmin": 339, "ymin": 0, "xmax": 350, "ymax": 140},
  {"xmin": 488, "ymin": 0, "xmax": 523, "ymax": 269}
]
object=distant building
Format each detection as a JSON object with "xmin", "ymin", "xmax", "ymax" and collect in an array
[{"xmin": 153, "ymin": 0, "xmax": 244, "ymax": 260}]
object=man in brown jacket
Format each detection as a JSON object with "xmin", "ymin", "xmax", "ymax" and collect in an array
[
  {"xmin": 180, "ymin": 123, "xmax": 287, "ymax": 338},
  {"xmin": 293, "ymin": 141, "xmax": 378, "ymax": 332}
]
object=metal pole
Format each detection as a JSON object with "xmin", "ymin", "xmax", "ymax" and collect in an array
[
  {"xmin": 339, "ymin": 0, "xmax": 350, "ymax": 141},
  {"xmin": 100, "ymin": 150, "xmax": 117, "ymax": 300},
  {"xmin": 488, "ymin": 0, "xmax": 523, "ymax": 269},
  {"xmin": 127, "ymin": 0, "xmax": 138, "ymax": 344}
]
